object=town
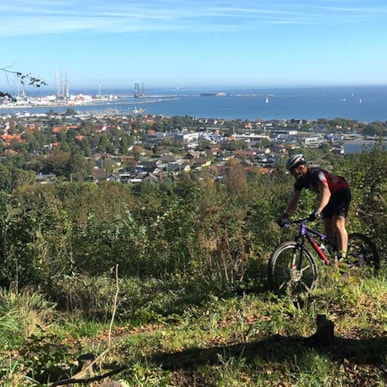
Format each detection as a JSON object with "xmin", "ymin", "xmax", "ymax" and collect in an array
[{"xmin": 0, "ymin": 108, "xmax": 385, "ymax": 187}]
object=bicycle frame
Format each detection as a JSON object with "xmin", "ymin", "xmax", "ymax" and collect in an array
[
  {"xmin": 269, "ymin": 219, "xmax": 379, "ymax": 296},
  {"xmin": 293, "ymin": 220, "xmax": 331, "ymax": 266}
]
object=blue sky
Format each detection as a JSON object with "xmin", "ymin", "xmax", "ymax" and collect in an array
[{"xmin": 1, "ymin": 0, "xmax": 387, "ymax": 93}]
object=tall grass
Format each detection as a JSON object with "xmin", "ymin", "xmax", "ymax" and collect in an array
[{"xmin": 0, "ymin": 288, "xmax": 57, "ymax": 345}]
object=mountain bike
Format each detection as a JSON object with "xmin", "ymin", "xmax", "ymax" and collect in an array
[{"xmin": 268, "ymin": 217, "xmax": 380, "ymax": 296}]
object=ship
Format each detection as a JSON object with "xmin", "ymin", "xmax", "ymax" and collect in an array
[
  {"xmin": 200, "ymin": 92, "xmax": 227, "ymax": 97},
  {"xmin": 132, "ymin": 105, "xmax": 145, "ymax": 114}
]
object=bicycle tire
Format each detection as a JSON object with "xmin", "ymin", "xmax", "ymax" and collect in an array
[
  {"xmin": 346, "ymin": 232, "xmax": 380, "ymax": 273},
  {"xmin": 268, "ymin": 241, "xmax": 319, "ymax": 296}
]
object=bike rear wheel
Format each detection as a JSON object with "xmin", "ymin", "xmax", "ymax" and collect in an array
[
  {"xmin": 346, "ymin": 233, "xmax": 380, "ymax": 274},
  {"xmin": 268, "ymin": 241, "xmax": 319, "ymax": 296}
]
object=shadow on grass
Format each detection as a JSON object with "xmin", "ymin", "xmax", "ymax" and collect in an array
[{"xmin": 149, "ymin": 333, "xmax": 387, "ymax": 370}]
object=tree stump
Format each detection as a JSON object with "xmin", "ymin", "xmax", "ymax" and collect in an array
[{"xmin": 310, "ymin": 314, "xmax": 335, "ymax": 347}]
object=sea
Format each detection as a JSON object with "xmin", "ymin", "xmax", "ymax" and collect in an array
[{"xmin": 2, "ymin": 85, "xmax": 387, "ymax": 122}]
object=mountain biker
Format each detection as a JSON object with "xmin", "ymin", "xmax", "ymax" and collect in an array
[{"xmin": 278, "ymin": 154, "xmax": 351, "ymax": 260}]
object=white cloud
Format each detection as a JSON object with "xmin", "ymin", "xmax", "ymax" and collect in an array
[{"xmin": 0, "ymin": 1, "xmax": 386, "ymax": 36}]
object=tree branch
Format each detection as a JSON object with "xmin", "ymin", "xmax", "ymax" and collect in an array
[
  {"xmin": 1, "ymin": 65, "xmax": 47, "ymax": 101},
  {"xmin": 50, "ymin": 365, "xmax": 127, "ymax": 386}
]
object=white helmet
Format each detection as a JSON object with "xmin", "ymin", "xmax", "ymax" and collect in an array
[{"xmin": 285, "ymin": 154, "xmax": 306, "ymax": 170}]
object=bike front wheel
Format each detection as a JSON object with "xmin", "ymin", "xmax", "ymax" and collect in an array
[
  {"xmin": 268, "ymin": 241, "xmax": 319, "ymax": 296},
  {"xmin": 346, "ymin": 233, "xmax": 380, "ymax": 274}
]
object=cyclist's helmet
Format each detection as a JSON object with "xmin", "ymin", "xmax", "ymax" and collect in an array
[{"xmin": 285, "ymin": 154, "xmax": 306, "ymax": 170}]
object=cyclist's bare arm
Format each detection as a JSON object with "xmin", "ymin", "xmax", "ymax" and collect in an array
[
  {"xmin": 315, "ymin": 180, "xmax": 331, "ymax": 214},
  {"xmin": 285, "ymin": 190, "xmax": 301, "ymax": 216}
]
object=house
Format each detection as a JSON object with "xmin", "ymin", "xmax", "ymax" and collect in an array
[
  {"xmin": 190, "ymin": 158, "xmax": 211, "ymax": 170},
  {"xmin": 35, "ymin": 173, "xmax": 56, "ymax": 184},
  {"xmin": 304, "ymin": 135, "xmax": 324, "ymax": 147},
  {"xmin": 91, "ymin": 167, "xmax": 108, "ymax": 182},
  {"xmin": 130, "ymin": 172, "xmax": 160, "ymax": 184},
  {"xmin": 184, "ymin": 150, "xmax": 201, "ymax": 159},
  {"xmin": 234, "ymin": 149, "xmax": 256, "ymax": 158},
  {"xmin": 106, "ymin": 173, "xmax": 120, "ymax": 182},
  {"xmin": 160, "ymin": 161, "xmax": 188, "ymax": 175},
  {"xmin": 137, "ymin": 160, "xmax": 159, "ymax": 173},
  {"xmin": 159, "ymin": 154, "xmax": 178, "ymax": 163},
  {"xmin": 204, "ymin": 144, "xmax": 221, "ymax": 156}
]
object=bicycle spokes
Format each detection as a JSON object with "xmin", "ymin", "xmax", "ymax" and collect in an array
[
  {"xmin": 347, "ymin": 233, "xmax": 379, "ymax": 273},
  {"xmin": 268, "ymin": 242, "xmax": 318, "ymax": 297}
]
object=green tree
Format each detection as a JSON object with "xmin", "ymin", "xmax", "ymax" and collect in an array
[
  {"xmin": 0, "ymin": 164, "xmax": 13, "ymax": 192},
  {"xmin": 338, "ymin": 140, "xmax": 387, "ymax": 252},
  {"xmin": 223, "ymin": 159, "xmax": 247, "ymax": 197},
  {"xmin": 66, "ymin": 152, "xmax": 91, "ymax": 181},
  {"xmin": 43, "ymin": 149, "xmax": 71, "ymax": 176},
  {"xmin": 65, "ymin": 108, "xmax": 77, "ymax": 116},
  {"xmin": 12, "ymin": 169, "xmax": 35, "ymax": 190}
]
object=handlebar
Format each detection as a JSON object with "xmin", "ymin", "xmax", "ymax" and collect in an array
[
  {"xmin": 287, "ymin": 217, "xmax": 311, "ymax": 224},
  {"xmin": 278, "ymin": 217, "xmax": 314, "ymax": 228}
]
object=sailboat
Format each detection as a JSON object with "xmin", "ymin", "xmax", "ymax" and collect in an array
[{"xmin": 265, "ymin": 96, "xmax": 269, "ymax": 104}]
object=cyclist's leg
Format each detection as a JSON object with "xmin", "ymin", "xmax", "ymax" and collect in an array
[
  {"xmin": 330, "ymin": 189, "xmax": 351, "ymax": 259},
  {"xmin": 323, "ymin": 217, "xmax": 336, "ymax": 247},
  {"xmin": 333, "ymin": 215, "xmax": 348, "ymax": 259},
  {"xmin": 322, "ymin": 198, "xmax": 336, "ymax": 248}
]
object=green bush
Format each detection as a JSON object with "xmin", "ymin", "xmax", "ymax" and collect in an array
[{"xmin": 0, "ymin": 145, "xmax": 384, "ymax": 301}]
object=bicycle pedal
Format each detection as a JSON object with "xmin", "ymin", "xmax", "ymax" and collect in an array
[{"xmin": 334, "ymin": 257, "xmax": 344, "ymax": 265}]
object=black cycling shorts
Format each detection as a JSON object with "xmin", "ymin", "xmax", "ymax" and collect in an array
[{"xmin": 322, "ymin": 188, "xmax": 351, "ymax": 219}]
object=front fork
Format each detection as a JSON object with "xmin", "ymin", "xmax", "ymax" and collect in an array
[{"xmin": 289, "ymin": 236, "xmax": 305, "ymax": 280}]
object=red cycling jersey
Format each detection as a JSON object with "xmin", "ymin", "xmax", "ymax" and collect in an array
[{"xmin": 294, "ymin": 168, "xmax": 349, "ymax": 194}]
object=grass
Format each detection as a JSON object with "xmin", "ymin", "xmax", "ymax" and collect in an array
[
  {"xmin": 0, "ymin": 289, "xmax": 57, "ymax": 346},
  {"xmin": 0, "ymin": 268, "xmax": 386, "ymax": 386}
]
